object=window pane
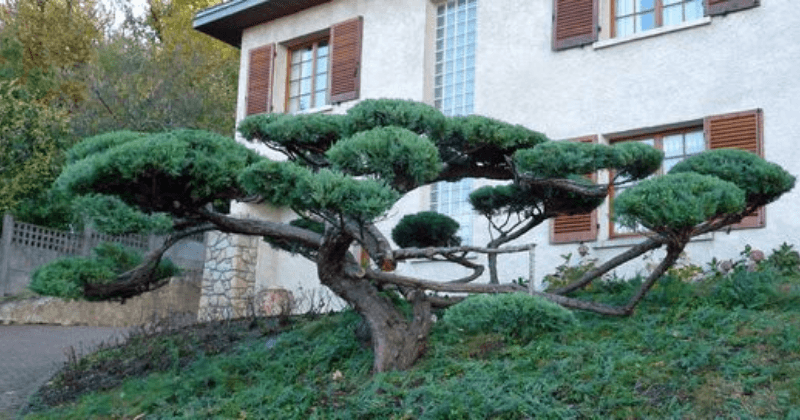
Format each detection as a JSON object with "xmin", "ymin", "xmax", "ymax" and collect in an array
[
  {"xmin": 616, "ymin": 16, "xmax": 634, "ymax": 37},
  {"xmin": 289, "ymin": 81, "xmax": 300, "ymax": 97},
  {"xmin": 300, "ymin": 77, "xmax": 312, "ymax": 94},
  {"xmin": 314, "ymin": 90, "xmax": 327, "ymax": 108},
  {"xmin": 315, "ymin": 73, "xmax": 327, "ymax": 91},
  {"xmin": 301, "ymin": 48, "xmax": 313, "ymax": 62},
  {"xmin": 299, "ymin": 94, "xmax": 311, "ymax": 111},
  {"xmin": 317, "ymin": 43, "xmax": 329, "ymax": 57},
  {"xmin": 663, "ymin": 4, "xmax": 683, "ymax": 26},
  {"xmin": 663, "ymin": 157, "xmax": 681, "ymax": 173},
  {"xmin": 686, "ymin": 0, "xmax": 704, "ymax": 20},
  {"xmin": 685, "ymin": 131, "xmax": 705, "ymax": 154},
  {"xmin": 638, "ymin": 0, "xmax": 655, "ymax": 11},
  {"xmin": 316, "ymin": 56, "xmax": 328, "ymax": 74},
  {"xmin": 301, "ymin": 60, "xmax": 313, "ymax": 77},
  {"xmin": 636, "ymin": 11, "xmax": 655, "ymax": 31},
  {"xmin": 664, "ymin": 0, "xmax": 681, "ymax": 4},
  {"xmin": 663, "ymin": 134, "xmax": 683, "ymax": 158},
  {"xmin": 289, "ymin": 97, "xmax": 300, "ymax": 113},
  {"xmin": 616, "ymin": 0, "xmax": 633, "ymax": 16},
  {"xmin": 291, "ymin": 51, "xmax": 303, "ymax": 64},
  {"xmin": 290, "ymin": 64, "xmax": 301, "ymax": 80}
]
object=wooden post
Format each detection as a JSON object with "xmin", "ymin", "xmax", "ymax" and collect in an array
[
  {"xmin": 527, "ymin": 243, "xmax": 536, "ymax": 294},
  {"xmin": 1, "ymin": 214, "xmax": 15, "ymax": 296},
  {"xmin": 81, "ymin": 225, "xmax": 95, "ymax": 256}
]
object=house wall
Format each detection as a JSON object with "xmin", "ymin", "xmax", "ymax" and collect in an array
[{"xmin": 224, "ymin": 0, "xmax": 799, "ymax": 306}]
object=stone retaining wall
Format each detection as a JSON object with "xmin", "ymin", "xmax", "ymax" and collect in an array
[
  {"xmin": 0, "ymin": 274, "xmax": 201, "ymax": 327},
  {"xmin": 198, "ymin": 232, "xmax": 259, "ymax": 321}
]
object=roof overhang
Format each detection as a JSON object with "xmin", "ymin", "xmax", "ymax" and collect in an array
[{"xmin": 193, "ymin": 0, "xmax": 332, "ymax": 48}]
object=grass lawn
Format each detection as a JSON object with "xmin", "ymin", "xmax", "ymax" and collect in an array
[{"xmin": 21, "ymin": 267, "xmax": 800, "ymax": 419}]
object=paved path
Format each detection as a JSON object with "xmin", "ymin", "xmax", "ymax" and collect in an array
[{"xmin": 0, "ymin": 325, "xmax": 128, "ymax": 419}]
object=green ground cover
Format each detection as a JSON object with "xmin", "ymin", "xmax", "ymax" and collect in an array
[{"xmin": 23, "ymin": 260, "xmax": 800, "ymax": 419}]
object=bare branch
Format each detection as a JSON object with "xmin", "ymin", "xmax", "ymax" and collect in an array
[
  {"xmin": 394, "ymin": 243, "xmax": 536, "ymax": 260},
  {"xmin": 552, "ymin": 237, "xmax": 664, "ymax": 295},
  {"xmin": 83, "ymin": 224, "xmax": 215, "ymax": 301}
]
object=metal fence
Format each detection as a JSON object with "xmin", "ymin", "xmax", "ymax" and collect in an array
[{"xmin": 0, "ymin": 214, "xmax": 160, "ymax": 296}]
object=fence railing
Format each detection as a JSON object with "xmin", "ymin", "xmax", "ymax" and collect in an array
[{"xmin": 0, "ymin": 214, "xmax": 161, "ymax": 296}]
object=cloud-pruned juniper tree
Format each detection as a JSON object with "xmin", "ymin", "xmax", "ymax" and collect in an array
[{"xmin": 52, "ymin": 99, "xmax": 794, "ymax": 371}]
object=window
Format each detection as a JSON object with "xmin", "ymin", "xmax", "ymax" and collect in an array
[
  {"xmin": 431, "ymin": 179, "xmax": 474, "ymax": 245},
  {"xmin": 245, "ymin": 17, "xmax": 362, "ymax": 116},
  {"xmin": 434, "ymin": 0, "xmax": 477, "ymax": 116},
  {"xmin": 431, "ymin": 0, "xmax": 477, "ymax": 244},
  {"xmin": 605, "ymin": 109, "xmax": 765, "ymax": 238},
  {"xmin": 288, "ymin": 39, "xmax": 329, "ymax": 113},
  {"xmin": 614, "ymin": 0, "xmax": 704, "ymax": 38},
  {"xmin": 610, "ymin": 128, "xmax": 705, "ymax": 236},
  {"xmin": 552, "ymin": 0, "xmax": 760, "ymax": 51}
]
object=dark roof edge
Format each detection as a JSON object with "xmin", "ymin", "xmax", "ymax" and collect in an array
[{"xmin": 193, "ymin": 0, "xmax": 332, "ymax": 48}]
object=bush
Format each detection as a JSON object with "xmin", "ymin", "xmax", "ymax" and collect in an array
[
  {"xmin": 442, "ymin": 293, "xmax": 578, "ymax": 342},
  {"xmin": 29, "ymin": 258, "xmax": 116, "ymax": 299},
  {"xmin": 29, "ymin": 243, "xmax": 179, "ymax": 300},
  {"xmin": 391, "ymin": 211, "xmax": 460, "ymax": 248}
]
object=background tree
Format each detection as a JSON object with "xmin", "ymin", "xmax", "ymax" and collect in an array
[
  {"xmin": 69, "ymin": 0, "xmax": 239, "ymax": 137},
  {"xmin": 49, "ymin": 99, "xmax": 794, "ymax": 372}
]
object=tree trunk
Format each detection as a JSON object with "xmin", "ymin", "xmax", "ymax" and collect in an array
[{"xmin": 317, "ymin": 230, "xmax": 432, "ymax": 372}]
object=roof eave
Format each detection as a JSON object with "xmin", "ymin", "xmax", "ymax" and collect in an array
[{"xmin": 193, "ymin": 0, "xmax": 333, "ymax": 48}]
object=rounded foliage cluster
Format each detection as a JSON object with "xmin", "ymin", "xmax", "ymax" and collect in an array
[
  {"xmin": 514, "ymin": 140, "xmax": 663, "ymax": 180},
  {"xmin": 391, "ymin": 211, "xmax": 460, "ymax": 248},
  {"xmin": 469, "ymin": 184, "xmax": 532, "ymax": 216},
  {"xmin": 669, "ymin": 149, "xmax": 795, "ymax": 204},
  {"xmin": 239, "ymin": 161, "xmax": 399, "ymax": 222},
  {"xmin": 326, "ymin": 126, "xmax": 441, "ymax": 189},
  {"xmin": 29, "ymin": 243, "xmax": 179, "ymax": 300},
  {"xmin": 56, "ymin": 130, "xmax": 262, "ymax": 213},
  {"xmin": 237, "ymin": 113, "xmax": 348, "ymax": 150},
  {"xmin": 442, "ymin": 293, "xmax": 578, "ymax": 342},
  {"xmin": 614, "ymin": 172, "xmax": 745, "ymax": 231},
  {"xmin": 441, "ymin": 115, "xmax": 548, "ymax": 166},
  {"xmin": 345, "ymin": 98, "xmax": 448, "ymax": 139}
]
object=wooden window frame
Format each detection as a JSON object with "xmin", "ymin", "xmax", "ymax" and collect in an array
[
  {"xmin": 608, "ymin": 125, "xmax": 704, "ymax": 238},
  {"xmin": 285, "ymin": 36, "xmax": 330, "ymax": 113},
  {"xmin": 611, "ymin": 0, "xmax": 704, "ymax": 38}
]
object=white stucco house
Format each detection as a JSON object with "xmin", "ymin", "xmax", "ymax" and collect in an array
[{"xmin": 192, "ymin": 0, "xmax": 800, "ymax": 318}]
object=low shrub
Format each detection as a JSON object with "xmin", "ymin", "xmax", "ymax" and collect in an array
[
  {"xmin": 391, "ymin": 211, "xmax": 460, "ymax": 248},
  {"xmin": 442, "ymin": 293, "xmax": 578, "ymax": 342},
  {"xmin": 29, "ymin": 242, "xmax": 179, "ymax": 300}
]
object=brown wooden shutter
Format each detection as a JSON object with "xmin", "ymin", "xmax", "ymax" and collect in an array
[
  {"xmin": 705, "ymin": 109, "xmax": 765, "ymax": 228},
  {"xmin": 246, "ymin": 44, "xmax": 275, "ymax": 116},
  {"xmin": 706, "ymin": 0, "xmax": 760, "ymax": 16},
  {"xmin": 552, "ymin": 0, "xmax": 598, "ymax": 51},
  {"xmin": 330, "ymin": 17, "xmax": 362, "ymax": 103},
  {"xmin": 551, "ymin": 135, "xmax": 599, "ymax": 243}
]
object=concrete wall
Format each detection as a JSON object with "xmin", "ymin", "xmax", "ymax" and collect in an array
[{"xmin": 225, "ymin": 0, "xmax": 800, "ymax": 302}]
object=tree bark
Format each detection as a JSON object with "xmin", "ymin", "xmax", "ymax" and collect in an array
[{"xmin": 317, "ymin": 230, "xmax": 432, "ymax": 372}]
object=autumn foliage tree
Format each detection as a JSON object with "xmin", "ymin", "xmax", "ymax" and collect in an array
[{"xmin": 50, "ymin": 99, "xmax": 794, "ymax": 372}]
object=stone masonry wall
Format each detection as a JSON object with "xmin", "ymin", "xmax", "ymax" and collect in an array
[{"xmin": 198, "ymin": 232, "xmax": 258, "ymax": 321}]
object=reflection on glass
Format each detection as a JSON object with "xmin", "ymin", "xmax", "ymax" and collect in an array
[
  {"xmin": 639, "ymin": 0, "xmax": 655, "ymax": 10},
  {"xmin": 663, "ymin": 134, "xmax": 683, "ymax": 157},
  {"xmin": 686, "ymin": 131, "xmax": 704, "ymax": 154},
  {"xmin": 314, "ymin": 90, "xmax": 326, "ymax": 108},
  {"xmin": 616, "ymin": 16, "xmax": 634, "ymax": 37},
  {"xmin": 663, "ymin": 4, "xmax": 683, "ymax": 26},
  {"xmin": 687, "ymin": 0, "xmax": 704, "ymax": 20},
  {"xmin": 636, "ymin": 12, "xmax": 655, "ymax": 31},
  {"xmin": 617, "ymin": 0, "xmax": 633, "ymax": 15}
]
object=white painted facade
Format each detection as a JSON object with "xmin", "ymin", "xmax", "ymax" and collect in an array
[{"xmin": 204, "ymin": 0, "xmax": 800, "ymax": 302}]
